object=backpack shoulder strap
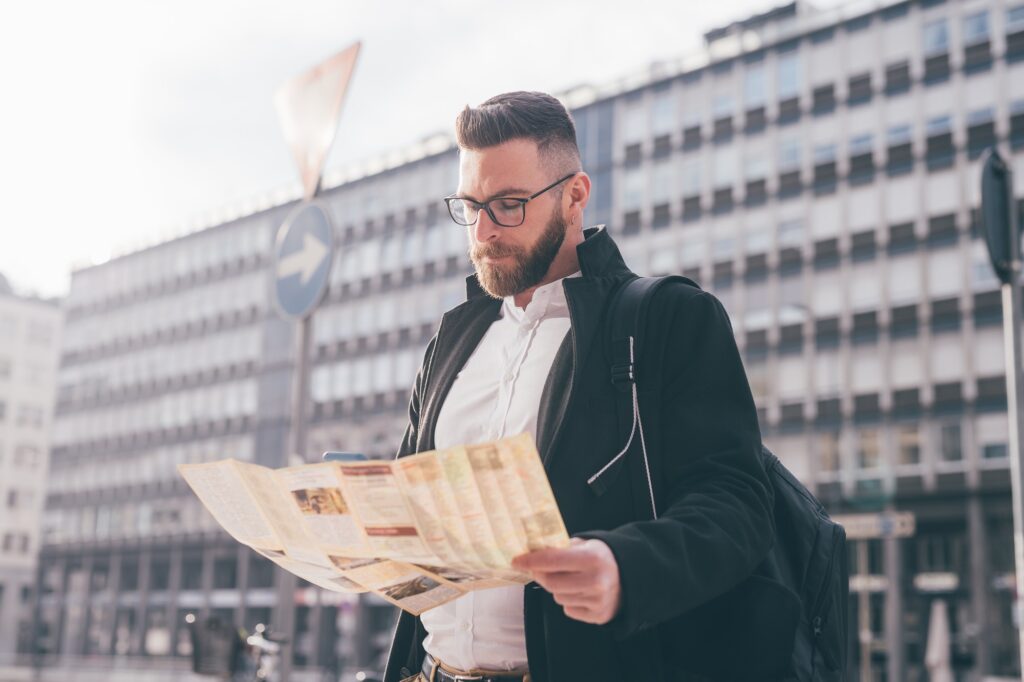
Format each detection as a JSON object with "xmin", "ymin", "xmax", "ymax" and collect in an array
[
  {"xmin": 592, "ymin": 275, "xmax": 702, "ymax": 519},
  {"xmin": 607, "ymin": 275, "xmax": 701, "ymax": 391}
]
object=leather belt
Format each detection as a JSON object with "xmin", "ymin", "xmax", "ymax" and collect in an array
[{"xmin": 422, "ymin": 653, "xmax": 530, "ymax": 682}]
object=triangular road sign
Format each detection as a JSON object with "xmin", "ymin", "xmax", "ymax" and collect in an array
[{"xmin": 274, "ymin": 42, "xmax": 361, "ymax": 200}]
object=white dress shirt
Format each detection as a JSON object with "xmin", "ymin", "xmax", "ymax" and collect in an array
[{"xmin": 421, "ymin": 272, "xmax": 577, "ymax": 672}]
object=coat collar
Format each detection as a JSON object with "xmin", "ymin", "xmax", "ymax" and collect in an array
[{"xmin": 420, "ymin": 225, "xmax": 634, "ymax": 464}]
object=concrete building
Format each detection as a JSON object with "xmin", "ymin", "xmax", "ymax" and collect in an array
[
  {"xmin": 30, "ymin": 0, "xmax": 1024, "ymax": 679},
  {"xmin": 0, "ymin": 275, "xmax": 62, "ymax": 673}
]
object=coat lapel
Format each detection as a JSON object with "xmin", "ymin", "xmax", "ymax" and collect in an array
[
  {"xmin": 417, "ymin": 295, "xmax": 501, "ymax": 452},
  {"xmin": 536, "ymin": 275, "xmax": 621, "ymax": 467}
]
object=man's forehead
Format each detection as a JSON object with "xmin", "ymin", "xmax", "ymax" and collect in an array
[{"xmin": 458, "ymin": 140, "xmax": 546, "ymax": 193}]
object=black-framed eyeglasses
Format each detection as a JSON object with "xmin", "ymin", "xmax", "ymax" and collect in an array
[{"xmin": 444, "ymin": 172, "xmax": 578, "ymax": 228}]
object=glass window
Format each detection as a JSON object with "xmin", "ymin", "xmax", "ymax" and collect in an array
[
  {"xmin": 857, "ymin": 429, "xmax": 881, "ymax": 469},
  {"xmin": 682, "ymin": 158, "xmax": 701, "ymax": 196},
  {"xmin": 744, "ymin": 64, "xmax": 766, "ymax": 107},
  {"xmin": 394, "ymin": 349, "xmax": 417, "ymax": 390},
  {"xmin": 423, "ymin": 224, "xmax": 443, "ymax": 261},
  {"xmin": 813, "ymin": 143, "xmax": 837, "ymax": 164},
  {"xmin": 376, "ymin": 298, "xmax": 397, "ymax": 334},
  {"xmin": 352, "ymin": 358, "xmax": 372, "ymax": 396},
  {"xmin": 896, "ymin": 424, "xmax": 920, "ymax": 465},
  {"xmin": 816, "ymin": 430, "xmax": 841, "ymax": 472},
  {"xmin": 940, "ymin": 421, "xmax": 962, "ymax": 462},
  {"xmin": 887, "ymin": 124, "xmax": 912, "ymax": 146},
  {"xmin": 401, "ymin": 229, "xmax": 421, "ymax": 268},
  {"xmin": 713, "ymin": 147, "xmax": 737, "ymax": 187},
  {"xmin": 652, "ymin": 90, "xmax": 675, "ymax": 136},
  {"xmin": 355, "ymin": 301, "xmax": 374, "ymax": 336},
  {"xmin": 312, "ymin": 366, "xmax": 331, "ymax": 403},
  {"xmin": 849, "ymin": 133, "xmax": 873, "ymax": 156},
  {"xmin": 372, "ymin": 355, "xmax": 393, "ymax": 393},
  {"xmin": 744, "ymin": 283, "xmax": 771, "ymax": 329},
  {"xmin": 651, "ymin": 161, "xmax": 673, "ymax": 204},
  {"xmin": 1009, "ymin": 5, "xmax": 1024, "ymax": 32},
  {"xmin": 680, "ymin": 232, "xmax": 705, "ymax": 266},
  {"xmin": 976, "ymin": 413, "xmax": 1008, "ymax": 459},
  {"xmin": 963, "ymin": 10, "xmax": 989, "ymax": 44},
  {"xmin": 777, "ymin": 52, "xmax": 801, "ymax": 99},
  {"xmin": 713, "ymin": 234, "xmax": 736, "ymax": 262},
  {"xmin": 712, "ymin": 93, "xmax": 733, "ymax": 119},
  {"xmin": 778, "ymin": 136, "xmax": 801, "ymax": 171},
  {"xmin": 650, "ymin": 245, "xmax": 677, "ymax": 274},
  {"xmin": 621, "ymin": 167, "xmax": 644, "ymax": 211},
  {"xmin": 926, "ymin": 115, "xmax": 952, "ymax": 136},
  {"xmin": 778, "ymin": 219, "xmax": 804, "ymax": 247},
  {"xmin": 744, "ymin": 152, "xmax": 768, "ymax": 181},
  {"xmin": 380, "ymin": 235, "xmax": 400, "ymax": 270},
  {"xmin": 778, "ymin": 275, "xmax": 804, "ymax": 310},
  {"xmin": 746, "ymin": 225, "xmax": 771, "ymax": 254},
  {"xmin": 967, "ymin": 107, "xmax": 994, "ymax": 126},
  {"xmin": 815, "ymin": 350, "xmax": 839, "ymax": 399},
  {"xmin": 622, "ymin": 101, "xmax": 646, "ymax": 143},
  {"xmin": 922, "ymin": 18, "xmax": 949, "ymax": 55},
  {"xmin": 971, "ymin": 243, "xmax": 1000, "ymax": 291},
  {"xmin": 332, "ymin": 363, "xmax": 351, "ymax": 400}
]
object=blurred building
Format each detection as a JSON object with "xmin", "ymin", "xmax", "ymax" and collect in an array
[
  {"xmin": 0, "ymin": 275, "xmax": 62, "ymax": 669},
  {"xmin": 31, "ymin": 0, "xmax": 1024, "ymax": 680}
]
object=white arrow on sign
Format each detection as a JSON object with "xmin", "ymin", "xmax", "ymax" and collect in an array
[{"xmin": 277, "ymin": 232, "xmax": 327, "ymax": 285}]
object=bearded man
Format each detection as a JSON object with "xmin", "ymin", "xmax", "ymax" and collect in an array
[{"xmin": 384, "ymin": 91, "xmax": 776, "ymax": 682}]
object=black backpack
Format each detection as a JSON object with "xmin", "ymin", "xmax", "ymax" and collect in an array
[{"xmin": 606, "ymin": 275, "xmax": 849, "ymax": 682}]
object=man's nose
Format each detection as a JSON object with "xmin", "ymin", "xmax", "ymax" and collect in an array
[{"xmin": 472, "ymin": 207, "xmax": 502, "ymax": 243}]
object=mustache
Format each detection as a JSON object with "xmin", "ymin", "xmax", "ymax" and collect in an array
[{"xmin": 471, "ymin": 242, "xmax": 522, "ymax": 260}]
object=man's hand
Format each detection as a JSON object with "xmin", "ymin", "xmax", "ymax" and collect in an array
[{"xmin": 511, "ymin": 537, "xmax": 621, "ymax": 625}]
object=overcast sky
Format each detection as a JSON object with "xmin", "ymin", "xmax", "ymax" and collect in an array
[{"xmin": 0, "ymin": 0, "xmax": 830, "ymax": 299}]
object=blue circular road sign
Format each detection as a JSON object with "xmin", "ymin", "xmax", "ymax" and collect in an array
[{"xmin": 273, "ymin": 201, "xmax": 334, "ymax": 320}]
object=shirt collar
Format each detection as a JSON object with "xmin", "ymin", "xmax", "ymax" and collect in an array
[{"xmin": 502, "ymin": 271, "xmax": 581, "ymax": 326}]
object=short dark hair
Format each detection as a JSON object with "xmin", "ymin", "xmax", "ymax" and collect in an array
[{"xmin": 455, "ymin": 91, "xmax": 580, "ymax": 167}]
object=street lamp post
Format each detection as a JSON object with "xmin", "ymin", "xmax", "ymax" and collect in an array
[{"xmin": 980, "ymin": 148, "xmax": 1024, "ymax": 675}]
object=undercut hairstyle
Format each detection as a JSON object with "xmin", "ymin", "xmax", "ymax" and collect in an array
[{"xmin": 454, "ymin": 91, "xmax": 581, "ymax": 171}]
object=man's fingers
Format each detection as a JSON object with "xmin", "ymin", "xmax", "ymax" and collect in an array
[
  {"xmin": 563, "ymin": 604, "xmax": 604, "ymax": 624},
  {"xmin": 552, "ymin": 591, "xmax": 597, "ymax": 608},
  {"xmin": 511, "ymin": 544, "xmax": 596, "ymax": 572},
  {"xmin": 530, "ymin": 570, "xmax": 595, "ymax": 594}
]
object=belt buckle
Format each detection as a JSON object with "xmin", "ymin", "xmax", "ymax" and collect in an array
[{"xmin": 450, "ymin": 673, "xmax": 484, "ymax": 682}]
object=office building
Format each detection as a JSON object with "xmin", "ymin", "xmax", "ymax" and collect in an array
[{"xmin": 0, "ymin": 276, "xmax": 62, "ymax": 671}]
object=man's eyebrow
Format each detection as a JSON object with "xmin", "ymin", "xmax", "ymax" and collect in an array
[{"xmin": 456, "ymin": 187, "xmax": 532, "ymax": 203}]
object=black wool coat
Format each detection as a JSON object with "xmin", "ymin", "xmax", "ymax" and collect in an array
[{"xmin": 383, "ymin": 226, "xmax": 785, "ymax": 682}]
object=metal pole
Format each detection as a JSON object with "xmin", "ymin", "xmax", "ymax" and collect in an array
[
  {"xmin": 858, "ymin": 540, "xmax": 871, "ymax": 682},
  {"xmin": 275, "ymin": 314, "xmax": 313, "ymax": 682},
  {"xmin": 1000, "ymin": 214, "xmax": 1024, "ymax": 674}
]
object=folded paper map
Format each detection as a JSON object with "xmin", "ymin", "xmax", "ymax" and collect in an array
[{"xmin": 178, "ymin": 433, "xmax": 569, "ymax": 615}]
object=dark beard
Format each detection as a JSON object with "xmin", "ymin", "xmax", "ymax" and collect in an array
[{"xmin": 470, "ymin": 208, "xmax": 568, "ymax": 299}]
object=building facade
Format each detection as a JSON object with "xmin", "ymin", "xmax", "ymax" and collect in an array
[
  {"xmin": 0, "ymin": 276, "xmax": 62, "ymax": 671},
  {"xmin": 30, "ymin": 0, "xmax": 1024, "ymax": 679}
]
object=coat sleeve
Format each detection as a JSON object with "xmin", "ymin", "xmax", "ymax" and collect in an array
[{"xmin": 578, "ymin": 288, "xmax": 774, "ymax": 639}]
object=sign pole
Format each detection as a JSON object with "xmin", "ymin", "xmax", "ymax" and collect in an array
[
  {"xmin": 981, "ymin": 148, "xmax": 1024, "ymax": 673},
  {"xmin": 270, "ymin": 42, "xmax": 361, "ymax": 681},
  {"xmin": 274, "ymin": 314, "xmax": 313, "ymax": 681}
]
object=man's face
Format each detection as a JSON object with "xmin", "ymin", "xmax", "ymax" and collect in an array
[{"xmin": 457, "ymin": 139, "xmax": 569, "ymax": 299}]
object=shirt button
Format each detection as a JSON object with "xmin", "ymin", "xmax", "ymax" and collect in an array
[{"xmin": 461, "ymin": 621, "xmax": 472, "ymax": 632}]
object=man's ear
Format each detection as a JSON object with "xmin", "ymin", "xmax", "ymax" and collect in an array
[{"xmin": 568, "ymin": 172, "xmax": 591, "ymax": 216}]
